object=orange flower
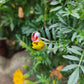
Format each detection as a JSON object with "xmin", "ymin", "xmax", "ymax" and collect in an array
[
  {"xmin": 50, "ymin": 65, "xmax": 64, "ymax": 80},
  {"xmin": 13, "ymin": 69, "xmax": 25, "ymax": 84}
]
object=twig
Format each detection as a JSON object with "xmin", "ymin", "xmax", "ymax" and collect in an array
[{"xmin": 43, "ymin": 0, "xmax": 47, "ymax": 27}]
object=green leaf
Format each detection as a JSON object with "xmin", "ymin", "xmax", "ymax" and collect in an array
[
  {"xmin": 67, "ymin": 47, "xmax": 81, "ymax": 55},
  {"xmin": 46, "ymin": 58, "xmax": 51, "ymax": 65},
  {"xmin": 53, "ymin": 43, "xmax": 57, "ymax": 54},
  {"xmin": 50, "ymin": 1, "xmax": 59, "ymax": 5},
  {"xmin": 47, "ymin": 43, "xmax": 52, "ymax": 54},
  {"xmin": 49, "ymin": 23, "xmax": 59, "ymax": 30},
  {"xmin": 72, "ymin": 46, "xmax": 82, "ymax": 51},
  {"xmin": 73, "ymin": 18, "xmax": 77, "ymax": 28},
  {"xmin": 0, "ymin": 0, "xmax": 9, "ymax": 6},
  {"xmin": 0, "ymin": 37, "xmax": 6, "ymax": 40},
  {"xmin": 10, "ymin": 22, "xmax": 14, "ymax": 31},
  {"xmin": 83, "ymin": 60, "xmax": 84, "ymax": 63},
  {"xmin": 52, "ymin": 28, "xmax": 56, "ymax": 40},
  {"xmin": 40, "ymin": 27, "xmax": 46, "ymax": 38},
  {"xmin": 62, "ymin": 64, "xmax": 78, "ymax": 71},
  {"xmin": 36, "ymin": 15, "xmax": 43, "ymax": 22},
  {"xmin": 45, "ymin": 28, "xmax": 51, "ymax": 40},
  {"xmin": 62, "ymin": 28, "xmax": 72, "ymax": 34},
  {"xmin": 63, "ymin": 55, "xmax": 79, "ymax": 61},
  {"xmin": 80, "ymin": 66, "xmax": 84, "ymax": 73},
  {"xmin": 50, "ymin": 6, "xmax": 62, "ymax": 12},
  {"xmin": 29, "ymin": 22, "xmax": 36, "ymax": 28},
  {"xmin": 56, "ymin": 13, "xmax": 67, "ymax": 25},
  {"xmin": 37, "ymin": 75, "xmax": 41, "ymax": 79},
  {"xmin": 71, "ymin": 32, "xmax": 77, "ymax": 41},
  {"xmin": 68, "ymin": 68, "xmax": 79, "ymax": 84},
  {"xmin": 71, "ymin": 12, "xmax": 80, "ymax": 19},
  {"xmin": 22, "ymin": 26, "xmax": 35, "ymax": 36}
]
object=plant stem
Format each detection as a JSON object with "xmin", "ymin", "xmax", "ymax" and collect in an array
[
  {"xmin": 43, "ymin": 0, "xmax": 47, "ymax": 27},
  {"xmin": 48, "ymin": 45, "xmax": 64, "ymax": 50},
  {"xmin": 78, "ymin": 50, "xmax": 84, "ymax": 68}
]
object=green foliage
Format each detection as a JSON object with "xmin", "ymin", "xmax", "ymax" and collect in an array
[
  {"xmin": 68, "ymin": 68, "xmax": 79, "ymax": 84},
  {"xmin": 0, "ymin": 0, "xmax": 8, "ymax": 6},
  {"xmin": 0, "ymin": 0, "xmax": 84, "ymax": 84}
]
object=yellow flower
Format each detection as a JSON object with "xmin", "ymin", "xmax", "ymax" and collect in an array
[
  {"xmin": 75, "ymin": 41, "xmax": 78, "ymax": 44},
  {"xmin": 32, "ymin": 39, "xmax": 45, "ymax": 50},
  {"xmin": 11, "ymin": 4, "xmax": 15, "ymax": 8},
  {"xmin": 53, "ymin": 80, "xmax": 55, "ymax": 84},
  {"xmin": 13, "ymin": 69, "xmax": 25, "ymax": 84}
]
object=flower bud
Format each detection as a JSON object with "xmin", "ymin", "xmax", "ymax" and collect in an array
[
  {"xmin": 18, "ymin": 7, "xmax": 24, "ymax": 18},
  {"xmin": 24, "ymin": 74, "xmax": 30, "ymax": 79},
  {"xmin": 22, "ymin": 65, "xmax": 28, "ymax": 69},
  {"xmin": 19, "ymin": 41, "xmax": 24, "ymax": 46},
  {"xmin": 32, "ymin": 31, "xmax": 40, "ymax": 42}
]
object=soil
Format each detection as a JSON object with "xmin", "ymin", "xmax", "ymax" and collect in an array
[
  {"xmin": 0, "ymin": 40, "xmax": 8, "ymax": 57},
  {"xmin": 0, "ymin": 40, "xmax": 25, "ymax": 58}
]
